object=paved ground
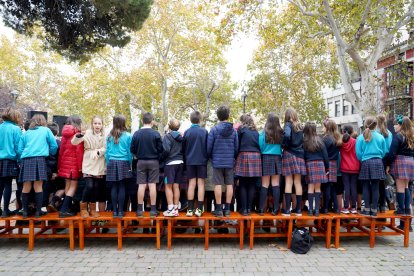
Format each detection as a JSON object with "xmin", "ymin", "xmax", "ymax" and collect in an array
[{"xmin": 0, "ymin": 226, "xmax": 413, "ymax": 276}]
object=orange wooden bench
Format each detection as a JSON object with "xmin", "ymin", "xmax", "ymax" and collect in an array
[
  {"xmin": 332, "ymin": 211, "xmax": 412, "ymax": 248},
  {"xmin": 78, "ymin": 211, "xmax": 164, "ymax": 250},
  {"xmin": 165, "ymin": 212, "xmax": 247, "ymax": 250},
  {"xmin": 248, "ymin": 213, "xmax": 291, "ymax": 249},
  {"xmin": 0, "ymin": 213, "xmax": 77, "ymax": 251}
]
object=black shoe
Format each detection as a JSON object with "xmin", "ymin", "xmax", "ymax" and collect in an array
[
  {"xmin": 321, "ymin": 209, "xmax": 328, "ymax": 214},
  {"xmin": 102, "ymin": 228, "xmax": 110, "ymax": 234},
  {"xmin": 217, "ymin": 227, "xmax": 229, "ymax": 234},
  {"xmin": 149, "ymin": 210, "xmax": 159, "ymax": 218},
  {"xmin": 59, "ymin": 211, "xmax": 74, "ymax": 218},
  {"xmin": 212, "ymin": 210, "xmax": 223, "ymax": 217},
  {"xmin": 247, "ymin": 209, "xmax": 251, "ymax": 215},
  {"xmin": 1, "ymin": 209, "xmax": 12, "ymax": 218},
  {"xmin": 118, "ymin": 211, "xmax": 125, "ymax": 218},
  {"xmin": 223, "ymin": 209, "xmax": 230, "ymax": 217},
  {"xmin": 360, "ymin": 210, "xmax": 370, "ymax": 216},
  {"xmin": 394, "ymin": 209, "xmax": 405, "ymax": 215},
  {"xmin": 404, "ymin": 209, "xmax": 412, "ymax": 216},
  {"xmin": 22, "ymin": 211, "xmax": 28, "ymax": 219},
  {"xmin": 136, "ymin": 210, "xmax": 143, "ymax": 217},
  {"xmin": 257, "ymin": 209, "xmax": 264, "ymax": 216},
  {"xmin": 113, "ymin": 211, "xmax": 119, "ymax": 218},
  {"xmin": 35, "ymin": 211, "xmax": 47, "ymax": 218},
  {"xmin": 308, "ymin": 210, "xmax": 314, "ymax": 216},
  {"xmin": 293, "ymin": 209, "xmax": 302, "ymax": 217},
  {"xmin": 370, "ymin": 211, "xmax": 377, "ymax": 217},
  {"xmin": 314, "ymin": 211, "xmax": 320, "ymax": 217},
  {"xmin": 335, "ymin": 209, "xmax": 341, "ymax": 214},
  {"xmin": 379, "ymin": 206, "xmax": 386, "ymax": 213},
  {"xmin": 271, "ymin": 209, "xmax": 279, "ymax": 216},
  {"xmin": 241, "ymin": 209, "xmax": 248, "ymax": 216}
]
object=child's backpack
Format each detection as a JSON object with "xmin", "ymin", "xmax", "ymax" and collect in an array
[{"xmin": 291, "ymin": 227, "xmax": 314, "ymax": 254}]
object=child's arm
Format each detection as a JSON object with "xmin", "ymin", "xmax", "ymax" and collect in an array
[
  {"xmin": 75, "ymin": 137, "xmax": 84, "ymax": 172},
  {"xmin": 282, "ymin": 122, "xmax": 292, "ymax": 148},
  {"xmin": 46, "ymin": 128, "xmax": 58, "ymax": 156},
  {"xmin": 386, "ymin": 134, "xmax": 400, "ymax": 166},
  {"xmin": 161, "ymin": 135, "xmax": 171, "ymax": 161},
  {"xmin": 355, "ymin": 135, "xmax": 363, "ymax": 161},
  {"xmin": 322, "ymin": 145, "xmax": 329, "ymax": 173},
  {"xmin": 126, "ymin": 133, "xmax": 133, "ymax": 165},
  {"xmin": 207, "ymin": 128, "xmax": 215, "ymax": 157},
  {"xmin": 17, "ymin": 134, "xmax": 25, "ymax": 157},
  {"xmin": 98, "ymin": 135, "xmax": 106, "ymax": 158},
  {"xmin": 156, "ymin": 132, "xmax": 164, "ymax": 161},
  {"xmin": 13, "ymin": 127, "xmax": 22, "ymax": 159},
  {"xmin": 130, "ymin": 132, "xmax": 137, "ymax": 156},
  {"xmin": 71, "ymin": 133, "xmax": 85, "ymax": 146},
  {"xmin": 258, "ymin": 131, "xmax": 265, "ymax": 153},
  {"xmin": 234, "ymin": 129, "xmax": 239, "ymax": 159}
]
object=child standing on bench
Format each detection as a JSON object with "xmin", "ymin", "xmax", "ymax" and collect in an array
[
  {"xmin": 0, "ymin": 107, "xmax": 22, "ymax": 217},
  {"xmin": 131, "ymin": 113, "xmax": 163, "ymax": 218},
  {"xmin": 18, "ymin": 114, "xmax": 58, "ymax": 218},
  {"xmin": 106, "ymin": 115, "xmax": 133, "ymax": 218},
  {"xmin": 183, "ymin": 111, "xmax": 208, "ymax": 217},
  {"xmin": 207, "ymin": 105, "xmax": 238, "ymax": 217},
  {"xmin": 356, "ymin": 116, "xmax": 387, "ymax": 217},
  {"xmin": 303, "ymin": 122, "xmax": 329, "ymax": 217},
  {"xmin": 162, "ymin": 119, "xmax": 184, "ymax": 217}
]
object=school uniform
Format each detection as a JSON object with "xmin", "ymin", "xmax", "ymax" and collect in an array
[
  {"xmin": 183, "ymin": 124, "xmax": 208, "ymax": 179},
  {"xmin": 322, "ymin": 136, "xmax": 340, "ymax": 212},
  {"xmin": 281, "ymin": 122, "xmax": 306, "ymax": 176},
  {"xmin": 340, "ymin": 137, "xmax": 360, "ymax": 210},
  {"xmin": 162, "ymin": 131, "xmax": 184, "ymax": 185},
  {"xmin": 58, "ymin": 125, "xmax": 84, "ymax": 180},
  {"xmin": 259, "ymin": 131, "xmax": 282, "ymax": 176},
  {"xmin": 356, "ymin": 131, "xmax": 387, "ymax": 215}
]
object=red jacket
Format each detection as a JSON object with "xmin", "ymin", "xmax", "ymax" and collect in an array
[
  {"xmin": 58, "ymin": 125, "xmax": 84, "ymax": 179},
  {"xmin": 340, "ymin": 137, "xmax": 360, "ymax": 174}
]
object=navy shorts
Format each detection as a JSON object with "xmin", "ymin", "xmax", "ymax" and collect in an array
[
  {"xmin": 164, "ymin": 164, "xmax": 184, "ymax": 184},
  {"xmin": 186, "ymin": 165, "xmax": 207, "ymax": 179}
]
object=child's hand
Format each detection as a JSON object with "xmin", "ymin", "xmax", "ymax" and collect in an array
[
  {"xmin": 80, "ymin": 123, "xmax": 88, "ymax": 135},
  {"xmin": 91, "ymin": 151, "xmax": 100, "ymax": 160},
  {"xmin": 51, "ymin": 173, "xmax": 57, "ymax": 180},
  {"xmin": 386, "ymin": 166, "xmax": 390, "ymax": 174}
]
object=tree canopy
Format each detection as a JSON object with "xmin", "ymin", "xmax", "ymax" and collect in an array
[{"xmin": 0, "ymin": 0, "xmax": 153, "ymax": 61}]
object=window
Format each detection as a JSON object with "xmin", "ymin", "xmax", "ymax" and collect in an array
[
  {"xmin": 327, "ymin": 102, "xmax": 334, "ymax": 117},
  {"xmin": 335, "ymin": 101, "xmax": 341, "ymax": 117},
  {"xmin": 352, "ymin": 105, "xmax": 356, "ymax": 114},
  {"xmin": 343, "ymin": 104, "xmax": 349, "ymax": 116},
  {"xmin": 386, "ymin": 61, "xmax": 413, "ymax": 98}
]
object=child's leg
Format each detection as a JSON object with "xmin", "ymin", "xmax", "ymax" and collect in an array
[
  {"xmin": 111, "ymin": 181, "xmax": 119, "ymax": 213},
  {"xmin": 330, "ymin": 182, "xmax": 339, "ymax": 211},
  {"xmin": 148, "ymin": 183, "xmax": 157, "ymax": 213},
  {"xmin": 293, "ymin": 174, "xmax": 302, "ymax": 212},
  {"xmin": 370, "ymin": 179, "xmax": 380, "ymax": 213},
  {"xmin": 361, "ymin": 180, "xmax": 371, "ymax": 212},
  {"xmin": 259, "ymin": 176, "xmax": 270, "ymax": 212},
  {"xmin": 315, "ymin": 183, "xmax": 321, "ymax": 213},
  {"xmin": 247, "ymin": 177, "xmax": 257, "ymax": 212},
  {"xmin": 60, "ymin": 179, "xmax": 77, "ymax": 213},
  {"xmin": 22, "ymin": 182, "xmax": 33, "ymax": 214},
  {"xmin": 82, "ymin": 177, "xmax": 94, "ymax": 203},
  {"xmin": 322, "ymin": 182, "xmax": 331, "ymax": 212},
  {"xmin": 165, "ymin": 184, "xmax": 173, "ymax": 208},
  {"xmin": 271, "ymin": 175, "xmax": 281, "ymax": 213},
  {"xmin": 15, "ymin": 182, "xmax": 23, "ymax": 211},
  {"xmin": 284, "ymin": 175, "xmax": 293, "ymax": 213},
  {"xmin": 187, "ymin": 178, "xmax": 196, "ymax": 211},
  {"xmin": 196, "ymin": 178, "xmax": 205, "ymax": 210},
  {"xmin": 173, "ymin": 183, "xmax": 180, "ymax": 206},
  {"xmin": 308, "ymin": 184, "xmax": 315, "ymax": 212},
  {"xmin": 33, "ymin": 181, "xmax": 44, "ymax": 214},
  {"xmin": 343, "ymin": 173, "xmax": 351, "ymax": 209},
  {"xmin": 1, "ymin": 177, "xmax": 13, "ymax": 213},
  {"xmin": 239, "ymin": 177, "xmax": 247, "ymax": 212},
  {"xmin": 118, "ymin": 180, "xmax": 126, "ymax": 214},
  {"xmin": 214, "ymin": 185, "xmax": 222, "ymax": 207}
]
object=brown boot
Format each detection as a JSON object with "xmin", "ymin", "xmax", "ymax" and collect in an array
[
  {"xmin": 89, "ymin": 202, "xmax": 99, "ymax": 218},
  {"xmin": 80, "ymin": 202, "xmax": 89, "ymax": 218}
]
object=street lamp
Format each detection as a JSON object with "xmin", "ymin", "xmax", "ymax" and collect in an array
[
  {"xmin": 241, "ymin": 86, "xmax": 247, "ymax": 114},
  {"xmin": 10, "ymin": 90, "xmax": 19, "ymax": 107}
]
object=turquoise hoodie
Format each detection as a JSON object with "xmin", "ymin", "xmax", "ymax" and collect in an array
[
  {"xmin": 18, "ymin": 126, "xmax": 58, "ymax": 159},
  {"xmin": 0, "ymin": 121, "xmax": 22, "ymax": 160},
  {"xmin": 356, "ymin": 131, "xmax": 387, "ymax": 162},
  {"xmin": 375, "ymin": 129, "xmax": 392, "ymax": 154},
  {"xmin": 258, "ymin": 131, "xmax": 282, "ymax": 155},
  {"xmin": 106, "ymin": 131, "xmax": 133, "ymax": 164}
]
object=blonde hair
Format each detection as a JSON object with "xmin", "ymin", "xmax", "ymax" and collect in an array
[
  {"xmin": 284, "ymin": 108, "xmax": 302, "ymax": 132},
  {"xmin": 376, "ymin": 114, "xmax": 389, "ymax": 138},
  {"xmin": 363, "ymin": 116, "xmax": 377, "ymax": 142},
  {"xmin": 324, "ymin": 119, "xmax": 342, "ymax": 146},
  {"xmin": 168, "ymin": 118, "xmax": 180, "ymax": 131},
  {"xmin": 29, "ymin": 114, "xmax": 47, "ymax": 129},
  {"xmin": 1, "ymin": 107, "xmax": 22, "ymax": 125},
  {"xmin": 400, "ymin": 117, "xmax": 414, "ymax": 150}
]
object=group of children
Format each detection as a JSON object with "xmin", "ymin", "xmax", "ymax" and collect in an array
[{"xmin": 0, "ymin": 105, "xmax": 413, "ymax": 221}]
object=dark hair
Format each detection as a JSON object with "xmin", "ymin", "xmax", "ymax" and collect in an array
[
  {"xmin": 1, "ymin": 107, "xmax": 22, "ymax": 125},
  {"xmin": 400, "ymin": 116, "xmax": 414, "ymax": 150},
  {"xmin": 23, "ymin": 119, "xmax": 30, "ymax": 131},
  {"xmin": 142, "ymin": 112, "xmax": 153, "ymax": 125},
  {"xmin": 47, "ymin": 122, "xmax": 59, "ymax": 136},
  {"xmin": 109, "ymin": 115, "xmax": 126, "ymax": 144},
  {"xmin": 29, "ymin": 114, "xmax": 47, "ymax": 129},
  {"xmin": 377, "ymin": 114, "xmax": 389, "ymax": 138},
  {"xmin": 264, "ymin": 113, "xmax": 283, "ymax": 144},
  {"xmin": 303, "ymin": 122, "xmax": 323, "ymax": 152},
  {"xmin": 190, "ymin": 111, "xmax": 202, "ymax": 124},
  {"xmin": 239, "ymin": 113, "xmax": 256, "ymax": 130},
  {"xmin": 216, "ymin": 105, "xmax": 230, "ymax": 121},
  {"xmin": 342, "ymin": 125, "xmax": 353, "ymax": 143},
  {"xmin": 66, "ymin": 115, "xmax": 82, "ymax": 131},
  {"xmin": 284, "ymin": 108, "xmax": 302, "ymax": 132}
]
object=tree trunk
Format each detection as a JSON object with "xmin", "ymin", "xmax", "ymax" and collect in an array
[
  {"xmin": 359, "ymin": 66, "xmax": 378, "ymax": 116},
  {"xmin": 160, "ymin": 78, "xmax": 168, "ymax": 135}
]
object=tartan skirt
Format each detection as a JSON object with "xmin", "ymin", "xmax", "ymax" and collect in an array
[
  {"xmin": 328, "ymin": 160, "xmax": 338, "ymax": 182},
  {"xmin": 282, "ymin": 151, "xmax": 307, "ymax": 176},
  {"xmin": 235, "ymin": 152, "xmax": 262, "ymax": 177},
  {"xmin": 390, "ymin": 155, "xmax": 414, "ymax": 180},
  {"xmin": 107, "ymin": 160, "xmax": 132, "ymax": 182},
  {"xmin": 306, "ymin": 160, "xmax": 328, "ymax": 184},
  {"xmin": 359, "ymin": 158, "xmax": 385, "ymax": 180},
  {"xmin": 262, "ymin": 154, "xmax": 282, "ymax": 176},
  {"xmin": 0, "ymin": 159, "xmax": 19, "ymax": 178},
  {"xmin": 18, "ymin": 157, "xmax": 48, "ymax": 182}
]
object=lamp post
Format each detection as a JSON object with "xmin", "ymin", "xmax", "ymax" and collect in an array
[
  {"xmin": 10, "ymin": 90, "xmax": 19, "ymax": 107},
  {"xmin": 241, "ymin": 86, "xmax": 247, "ymax": 114}
]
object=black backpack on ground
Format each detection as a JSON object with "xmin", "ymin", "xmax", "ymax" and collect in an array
[{"xmin": 291, "ymin": 227, "xmax": 314, "ymax": 254}]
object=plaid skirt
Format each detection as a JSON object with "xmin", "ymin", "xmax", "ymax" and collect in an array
[
  {"xmin": 359, "ymin": 158, "xmax": 385, "ymax": 180},
  {"xmin": 282, "ymin": 151, "xmax": 307, "ymax": 176},
  {"xmin": 18, "ymin": 157, "xmax": 48, "ymax": 182},
  {"xmin": 235, "ymin": 152, "xmax": 262, "ymax": 177},
  {"xmin": 328, "ymin": 160, "xmax": 338, "ymax": 182},
  {"xmin": 390, "ymin": 155, "xmax": 414, "ymax": 180},
  {"xmin": 0, "ymin": 159, "xmax": 19, "ymax": 178},
  {"xmin": 107, "ymin": 160, "xmax": 132, "ymax": 182},
  {"xmin": 306, "ymin": 160, "xmax": 328, "ymax": 184},
  {"xmin": 262, "ymin": 154, "xmax": 282, "ymax": 176}
]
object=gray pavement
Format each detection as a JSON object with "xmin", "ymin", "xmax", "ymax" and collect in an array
[{"xmin": 0, "ymin": 228, "xmax": 413, "ymax": 275}]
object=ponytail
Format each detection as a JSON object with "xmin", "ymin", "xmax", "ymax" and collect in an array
[{"xmin": 362, "ymin": 116, "xmax": 377, "ymax": 142}]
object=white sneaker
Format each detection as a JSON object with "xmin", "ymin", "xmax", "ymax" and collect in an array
[
  {"xmin": 163, "ymin": 209, "xmax": 178, "ymax": 217},
  {"xmin": 341, "ymin": 208, "xmax": 350, "ymax": 214},
  {"xmin": 194, "ymin": 208, "xmax": 204, "ymax": 217},
  {"xmin": 186, "ymin": 209, "xmax": 194, "ymax": 217},
  {"xmin": 351, "ymin": 208, "xmax": 358, "ymax": 214}
]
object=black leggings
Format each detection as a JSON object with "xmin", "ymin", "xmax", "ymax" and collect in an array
[
  {"xmin": 362, "ymin": 179, "xmax": 380, "ymax": 210},
  {"xmin": 239, "ymin": 177, "xmax": 258, "ymax": 211},
  {"xmin": 0, "ymin": 177, "xmax": 13, "ymax": 211},
  {"xmin": 82, "ymin": 177, "xmax": 102, "ymax": 202},
  {"xmin": 342, "ymin": 173, "xmax": 358, "ymax": 209},
  {"xmin": 109, "ymin": 180, "xmax": 126, "ymax": 213}
]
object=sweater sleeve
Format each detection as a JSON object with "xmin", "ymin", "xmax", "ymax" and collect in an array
[
  {"xmin": 156, "ymin": 132, "xmax": 164, "ymax": 160},
  {"xmin": 126, "ymin": 133, "xmax": 133, "ymax": 165},
  {"xmin": 355, "ymin": 135, "xmax": 363, "ymax": 161},
  {"xmin": 259, "ymin": 132, "xmax": 265, "ymax": 153},
  {"xmin": 162, "ymin": 135, "xmax": 172, "ymax": 161},
  {"xmin": 130, "ymin": 132, "xmax": 137, "ymax": 156},
  {"xmin": 71, "ymin": 134, "xmax": 84, "ymax": 146},
  {"xmin": 47, "ymin": 129, "xmax": 58, "ymax": 156},
  {"xmin": 234, "ymin": 130, "xmax": 239, "ymax": 158},
  {"xmin": 14, "ymin": 127, "xmax": 22, "ymax": 159},
  {"xmin": 322, "ymin": 145, "xmax": 329, "ymax": 172},
  {"xmin": 282, "ymin": 123, "xmax": 292, "ymax": 148},
  {"xmin": 17, "ymin": 134, "xmax": 25, "ymax": 157},
  {"xmin": 207, "ymin": 128, "xmax": 215, "ymax": 157},
  {"xmin": 75, "ymin": 139, "xmax": 84, "ymax": 171},
  {"xmin": 386, "ymin": 134, "xmax": 400, "ymax": 165}
]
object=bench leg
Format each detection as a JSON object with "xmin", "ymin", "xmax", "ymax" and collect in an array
[
  {"xmin": 204, "ymin": 219, "xmax": 209, "ymax": 250},
  {"xmin": 79, "ymin": 220, "xmax": 85, "ymax": 250},
  {"xmin": 404, "ymin": 218, "xmax": 410, "ymax": 247},
  {"xmin": 28, "ymin": 220, "xmax": 34, "ymax": 251},
  {"xmin": 117, "ymin": 220, "xmax": 122, "ymax": 251},
  {"xmin": 369, "ymin": 219, "xmax": 375, "ymax": 248},
  {"xmin": 69, "ymin": 220, "xmax": 74, "ymax": 251},
  {"xmin": 249, "ymin": 220, "xmax": 254, "ymax": 250},
  {"xmin": 326, "ymin": 219, "xmax": 332, "ymax": 249},
  {"xmin": 156, "ymin": 220, "xmax": 160, "ymax": 250},
  {"xmin": 240, "ymin": 219, "xmax": 244, "ymax": 250},
  {"xmin": 334, "ymin": 218, "xmax": 340, "ymax": 248},
  {"xmin": 167, "ymin": 220, "xmax": 172, "ymax": 250}
]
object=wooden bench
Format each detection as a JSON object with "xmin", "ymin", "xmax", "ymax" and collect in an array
[
  {"xmin": 332, "ymin": 211, "xmax": 412, "ymax": 248},
  {"xmin": 248, "ymin": 213, "xmax": 291, "ymax": 249},
  {"xmin": 0, "ymin": 214, "xmax": 77, "ymax": 251},
  {"xmin": 78, "ymin": 212, "xmax": 164, "ymax": 250},
  {"xmin": 165, "ymin": 212, "xmax": 247, "ymax": 250}
]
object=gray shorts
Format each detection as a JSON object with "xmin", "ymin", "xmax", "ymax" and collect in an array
[
  {"xmin": 212, "ymin": 168, "xmax": 234, "ymax": 185},
  {"xmin": 136, "ymin": 159, "xmax": 159, "ymax": 184}
]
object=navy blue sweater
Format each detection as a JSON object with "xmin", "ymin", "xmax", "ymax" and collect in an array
[
  {"xmin": 207, "ymin": 121, "xmax": 238, "ymax": 168},
  {"xmin": 130, "ymin": 128, "xmax": 163, "ymax": 160},
  {"xmin": 282, "ymin": 122, "xmax": 304, "ymax": 159},
  {"xmin": 162, "ymin": 131, "xmax": 183, "ymax": 164},
  {"xmin": 183, "ymin": 124, "xmax": 208, "ymax": 166},
  {"xmin": 304, "ymin": 144, "xmax": 329, "ymax": 172},
  {"xmin": 238, "ymin": 127, "xmax": 260, "ymax": 153},
  {"xmin": 386, "ymin": 133, "xmax": 414, "ymax": 165},
  {"xmin": 323, "ymin": 136, "xmax": 339, "ymax": 161}
]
